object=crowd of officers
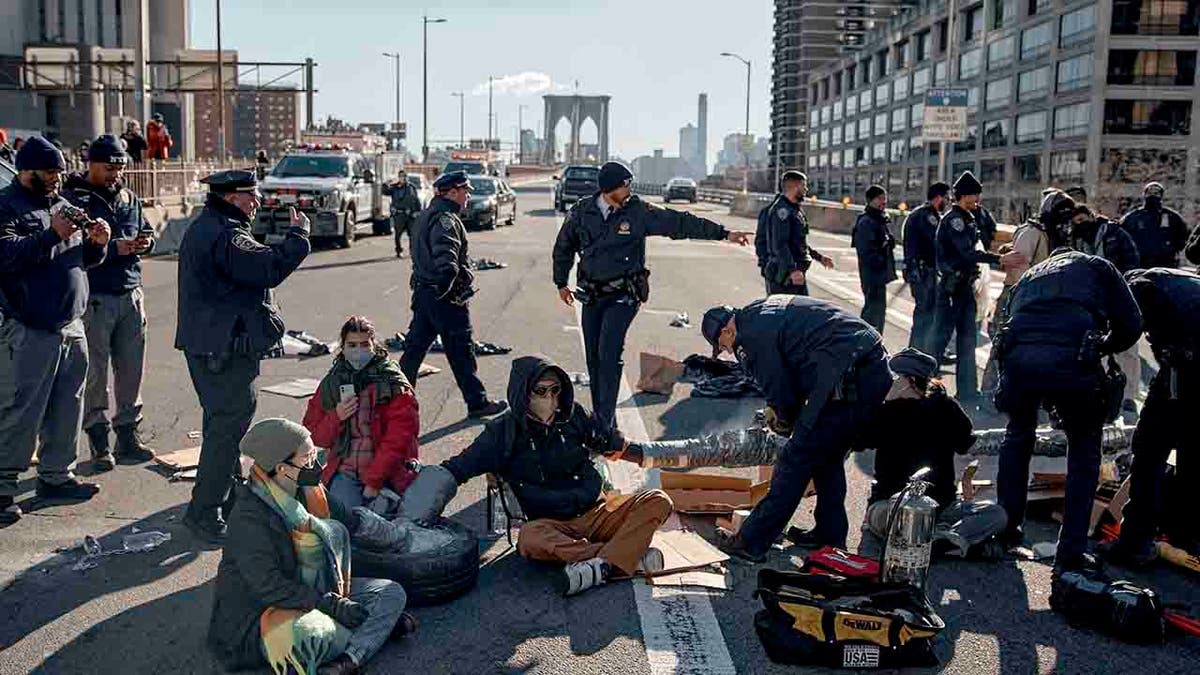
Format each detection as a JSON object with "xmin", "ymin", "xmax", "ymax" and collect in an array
[{"xmin": 1, "ymin": 138, "xmax": 1198, "ymax": 615}]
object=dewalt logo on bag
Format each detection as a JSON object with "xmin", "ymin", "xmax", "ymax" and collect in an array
[
  {"xmin": 842, "ymin": 617, "xmax": 884, "ymax": 632},
  {"xmin": 833, "ymin": 611, "xmax": 892, "ymax": 646}
]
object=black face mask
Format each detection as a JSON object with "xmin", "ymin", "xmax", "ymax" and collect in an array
[{"xmin": 287, "ymin": 459, "xmax": 324, "ymax": 487}]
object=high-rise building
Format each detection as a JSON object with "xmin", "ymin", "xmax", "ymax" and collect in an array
[
  {"xmin": 799, "ymin": 0, "xmax": 1200, "ymax": 223},
  {"xmin": 232, "ymin": 85, "xmax": 299, "ymax": 158},
  {"xmin": 697, "ymin": 93, "xmax": 708, "ymax": 176},
  {"xmin": 679, "ymin": 122, "xmax": 701, "ymax": 177}
]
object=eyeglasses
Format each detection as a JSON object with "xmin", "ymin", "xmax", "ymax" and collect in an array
[{"xmin": 531, "ymin": 384, "xmax": 561, "ymax": 397}]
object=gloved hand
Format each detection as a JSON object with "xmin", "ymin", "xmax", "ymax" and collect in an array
[
  {"xmin": 764, "ymin": 406, "xmax": 794, "ymax": 436},
  {"xmin": 317, "ymin": 592, "xmax": 369, "ymax": 628}
]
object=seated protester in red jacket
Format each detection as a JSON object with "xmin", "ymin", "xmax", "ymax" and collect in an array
[
  {"xmin": 304, "ymin": 316, "xmax": 419, "ymax": 512},
  {"xmin": 862, "ymin": 348, "xmax": 1008, "ymax": 559}
]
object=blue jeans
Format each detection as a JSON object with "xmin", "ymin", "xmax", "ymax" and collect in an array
[
  {"xmin": 343, "ymin": 577, "xmax": 406, "ymax": 666},
  {"xmin": 328, "ymin": 473, "xmax": 366, "ymax": 512}
]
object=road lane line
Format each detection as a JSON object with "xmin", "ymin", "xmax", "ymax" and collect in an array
[{"xmin": 569, "ymin": 302, "xmax": 736, "ymax": 675}]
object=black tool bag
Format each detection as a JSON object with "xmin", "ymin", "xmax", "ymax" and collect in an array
[
  {"xmin": 1050, "ymin": 571, "xmax": 1166, "ymax": 644},
  {"xmin": 753, "ymin": 568, "xmax": 945, "ymax": 669}
]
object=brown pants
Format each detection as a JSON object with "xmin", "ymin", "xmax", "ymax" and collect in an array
[{"xmin": 516, "ymin": 489, "xmax": 673, "ymax": 575}]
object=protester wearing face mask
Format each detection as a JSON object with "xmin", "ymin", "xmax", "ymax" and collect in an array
[
  {"xmin": 1118, "ymin": 181, "xmax": 1191, "ymax": 269},
  {"xmin": 303, "ymin": 316, "xmax": 419, "ymax": 512},
  {"xmin": 441, "ymin": 354, "xmax": 673, "ymax": 596},
  {"xmin": 209, "ymin": 418, "xmax": 416, "ymax": 675}
]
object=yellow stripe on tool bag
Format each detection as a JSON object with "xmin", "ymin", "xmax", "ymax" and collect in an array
[{"xmin": 779, "ymin": 602, "xmax": 826, "ymax": 640}]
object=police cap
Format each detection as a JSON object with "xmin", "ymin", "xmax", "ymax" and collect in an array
[
  {"xmin": 926, "ymin": 181, "xmax": 950, "ymax": 200},
  {"xmin": 15, "ymin": 135, "xmax": 66, "ymax": 172},
  {"xmin": 953, "ymin": 171, "xmax": 982, "ymax": 197},
  {"xmin": 201, "ymin": 169, "xmax": 258, "ymax": 194},
  {"xmin": 889, "ymin": 347, "xmax": 938, "ymax": 379},
  {"xmin": 597, "ymin": 161, "xmax": 634, "ymax": 192},
  {"xmin": 433, "ymin": 170, "xmax": 470, "ymax": 192},
  {"xmin": 701, "ymin": 305, "xmax": 737, "ymax": 358},
  {"xmin": 87, "ymin": 134, "xmax": 128, "ymax": 165}
]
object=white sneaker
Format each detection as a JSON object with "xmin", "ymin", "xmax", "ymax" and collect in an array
[
  {"xmin": 636, "ymin": 547, "xmax": 665, "ymax": 575},
  {"xmin": 562, "ymin": 557, "xmax": 609, "ymax": 596}
]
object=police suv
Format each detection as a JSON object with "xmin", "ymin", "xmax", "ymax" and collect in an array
[{"xmin": 255, "ymin": 145, "xmax": 383, "ymax": 247}]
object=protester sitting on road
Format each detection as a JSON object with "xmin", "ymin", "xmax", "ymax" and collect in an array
[
  {"xmin": 862, "ymin": 348, "xmax": 1007, "ymax": 558},
  {"xmin": 209, "ymin": 418, "xmax": 416, "ymax": 675},
  {"xmin": 303, "ymin": 316, "xmax": 419, "ymax": 512},
  {"xmin": 441, "ymin": 354, "xmax": 672, "ymax": 596}
]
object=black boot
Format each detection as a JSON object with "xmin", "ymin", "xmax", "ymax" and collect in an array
[
  {"xmin": 114, "ymin": 424, "xmax": 155, "ymax": 463},
  {"xmin": 0, "ymin": 495, "xmax": 21, "ymax": 524},
  {"xmin": 86, "ymin": 424, "xmax": 115, "ymax": 472}
]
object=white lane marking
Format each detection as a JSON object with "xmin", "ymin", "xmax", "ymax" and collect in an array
[
  {"xmin": 634, "ymin": 584, "xmax": 738, "ymax": 675},
  {"xmin": 569, "ymin": 302, "xmax": 734, "ymax": 674}
]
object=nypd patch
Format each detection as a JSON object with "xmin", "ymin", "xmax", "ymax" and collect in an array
[
  {"xmin": 777, "ymin": 207, "xmax": 790, "ymax": 221},
  {"xmin": 617, "ymin": 221, "xmax": 631, "ymax": 235},
  {"xmin": 928, "ymin": 213, "xmax": 938, "ymax": 226},
  {"xmin": 950, "ymin": 217, "xmax": 965, "ymax": 232},
  {"xmin": 232, "ymin": 232, "xmax": 266, "ymax": 252}
]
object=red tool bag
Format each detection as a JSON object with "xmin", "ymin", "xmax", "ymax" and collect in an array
[{"xmin": 801, "ymin": 546, "xmax": 881, "ymax": 579}]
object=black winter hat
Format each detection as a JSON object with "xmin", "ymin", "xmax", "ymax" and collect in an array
[
  {"xmin": 889, "ymin": 347, "xmax": 938, "ymax": 379},
  {"xmin": 597, "ymin": 161, "xmax": 633, "ymax": 192},
  {"xmin": 953, "ymin": 171, "xmax": 982, "ymax": 197},
  {"xmin": 87, "ymin": 135, "xmax": 128, "ymax": 165},
  {"xmin": 865, "ymin": 184, "xmax": 886, "ymax": 201},
  {"xmin": 15, "ymin": 135, "xmax": 66, "ymax": 172}
]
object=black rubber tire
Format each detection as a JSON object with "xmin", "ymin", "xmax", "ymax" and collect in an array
[
  {"xmin": 352, "ymin": 517, "xmax": 480, "ymax": 607},
  {"xmin": 341, "ymin": 208, "xmax": 357, "ymax": 248}
]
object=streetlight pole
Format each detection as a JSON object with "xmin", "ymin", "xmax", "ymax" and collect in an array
[
  {"xmin": 487, "ymin": 75, "xmax": 494, "ymax": 152},
  {"xmin": 721, "ymin": 52, "xmax": 752, "ymax": 193},
  {"xmin": 382, "ymin": 52, "xmax": 401, "ymax": 149},
  {"xmin": 215, "ymin": 0, "xmax": 226, "ymax": 159},
  {"xmin": 517, "ymin": 104, "xmax": 527, "ymax": 164},
  {"xmin": 451, "ymin": 92, "xmax": 465, "ymax": 149},
  {"xmin": 422, "ymin": 16, "xmax": 447, "ymax": 163}
]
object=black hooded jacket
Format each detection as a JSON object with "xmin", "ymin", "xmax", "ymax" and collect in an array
[{"xmin": 442, "ymin": 355, "xmax": 623, "ymax": 521}]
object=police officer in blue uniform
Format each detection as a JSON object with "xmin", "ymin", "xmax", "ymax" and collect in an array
[
  {"xmin": 176, "ymin": 170, "xmax": 310, "ymax": 542},
  {"xmin": 383, "ymin": 167, "xmax": 422, "ymax": 258},
  {"xmin": 400, "ymin": 171, "xmax": 507, "ymax": 419},
  {"xmin": 852, "ymin": 184, "xmax": 897, "ymax": 333},
  {"xmin": 929, "ymin": 172, "xmax": 1016, "ymax": 402},
  {"xmin": 1118, "ymin": 182, "xmax": 1191, "ymax": 268},
  {"xmin": 63, "ymin": 135, "xmax": 157, "ymax": 471},
  {"xmin": 1101, "ymin": 267, "xmax": 1200, "ymax": 566},
  {"xmin": 755, "ymin": 170, "xmax": 833, "ymax": 295},
  {"xmin": 552, "ymin": 161, "xmax": 751, "ymax": 431},
  {"xmin": 0, "ymin": 136, "xmax": 112, "ymax": 524},
  {"xmin": 700, "ymin": 296, "xmax": 892, "ymax": 562},
  {"xmin": 994, "ymin": 191, "xmax": 1143, "ymax": 574},
  {"xmin": 902, "ymin": 182, "xmax": 949, "ymax": 352}
]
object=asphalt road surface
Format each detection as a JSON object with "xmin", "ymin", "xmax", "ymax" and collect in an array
[{"xmin": 2, "ymin": 183, "xmax": 1198, "ymax": 674}]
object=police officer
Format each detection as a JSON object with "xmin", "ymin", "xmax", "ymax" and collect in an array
[
  {"xmin": 552, "ymin": 161, "xmax": 751, "ymax": 431},
  {"xmin": 400, "ymin": 171, "xmax": 507, "ymax": 419},
  {"xmin": 383, "ymin": 167, "xmax": 421, "ymax": 258},
  {"xmin": 176, "ymin": 170, "xmax": 310, "ymax": 542},
  {"xmin": 1101, "ymin": 268, "xmax": 1200, "ymax": 566},
  {"xmin": 1118, "ymin": 182, "xmax": 1191, "ymax": 268},
  {"xmin": 929, "ymin": 171, "xmax": 1020, "ymax": 402},
  {"xmin": 0, "ymin": 136, "xmax": 112, "ymax": 524},
  {"xmin": 902, "ymin": 182, "xmax": 949, "ymax": 352},
  {"xmin": 63, "ymin": 135, "xmax": 157, "ymax": 471},
  {"xmin": 755, "ymin": 170, "xmax": 833, "ymax": 295},
  {"xmin": 699, "ymin": 296, "xmax": 892, "ymax": 562},
  {"xmin": 994, "ymin": 190, "xmax": 1143, "ymax": 574},
  {"xmin": 852, "ymin": 184, "xmax": 896, "ymax": 333}
]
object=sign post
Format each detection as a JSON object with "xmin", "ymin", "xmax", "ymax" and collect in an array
[{"xmin": 923, "ymin": 87, "xmax": 969, "ymax": 181}]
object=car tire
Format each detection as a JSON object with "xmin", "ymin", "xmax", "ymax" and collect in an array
[
  {"xmin": 341, "ymin": 207, "xmax": 356, "ymax": 248},
  {"xmin": 554, "ymin": 199, "xmax": 562, "ymax": 212},
  {"xmin": 486, "ymin": 210, "xmax": 498, "ymax": 230},
  {"xmin": 663, "ymin": 196, "xmax": 670, "ymax": 204},
  {"xmin": 352, "ymin": 517, "xmax": 480, "ymax": 607}
]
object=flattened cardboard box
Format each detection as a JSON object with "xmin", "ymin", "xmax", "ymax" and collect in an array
[{"xmin": 660, "ymin": 472, "xmax": 770, "ymax": 515}]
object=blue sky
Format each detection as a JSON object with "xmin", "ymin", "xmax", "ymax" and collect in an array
[{"xmin": 189, "ymin": 1, "xmax": 773, "ymax": 168}]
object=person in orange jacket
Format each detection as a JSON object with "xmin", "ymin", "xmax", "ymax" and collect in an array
[
  {"xmin": 303, "ymin": 316, "xmax": 420, "ymax": 512},
  {"xmin": 145, "ymin": 113, "xmax": 173, "ymax": 160}
]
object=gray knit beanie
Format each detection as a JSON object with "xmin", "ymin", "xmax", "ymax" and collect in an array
[{"xmin": 239, "ymin": 418, "xmax": 311, "ymax": 469}]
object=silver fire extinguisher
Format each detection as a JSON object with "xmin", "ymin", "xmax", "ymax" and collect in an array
[{"xmin": 880, "ymin": 467, "xmax": 939, "ymax": 590}]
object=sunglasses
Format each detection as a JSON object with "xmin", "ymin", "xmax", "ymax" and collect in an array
[{"xmin": 531, "ymin": 384, "xmax": 562, "ymax": 397}]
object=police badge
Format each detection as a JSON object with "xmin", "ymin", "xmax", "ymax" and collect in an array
[{"xmin": 617, "ymin": 221, "xmax": 631, "ymax": 235}]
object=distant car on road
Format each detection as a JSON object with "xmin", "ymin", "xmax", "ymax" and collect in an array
[
  {"xmin": 0, "ymin": 158, "xmax": 14, "ymax": 189},
  {"xmin": 553, "ymin": 164, "xmax": 599, "ymax": 212},
  {"xmin": 664, "ymin": 177, "xmax": 698, "ymax": 203},
  {"xmin": 461, "ymin": 175, "xmax": 517, "ymax": 231},
  {"xmin": 444, "ymin": 160, "xmax": 499, "ymax": 177},
  {"xmin": 256, "ymin": 147, "xmax": 383, "ymax": 248},
  {"xmin": 408, "ymin": 173, "xmax": 433, "ymax": 209}
]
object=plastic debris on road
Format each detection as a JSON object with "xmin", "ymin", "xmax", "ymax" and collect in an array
[
  {"xmin": 386, "ymin": 332, "xmax": 513, "ymax": 356},
  {"xmin": 669, "ymin": 312, "xmax": 690, "ymax": 328},
  {"xmin": 72, "ymin": 530, "xmax": 172, "ymax": 571},
  {"xmin": 470, "ymin": 257, "xmax": 508, "ymax": 271}
]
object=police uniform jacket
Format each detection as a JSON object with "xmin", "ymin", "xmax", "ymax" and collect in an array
[
  {"xmin": 1119, "ymin": 204, "xmax": 1190, "ymax": 267},
  {"xmin": 62, "ymin": 173, "xmax": 155, "ymax": 295},
  {"xmin": 733, "ymin": 295, "xmax": 883, "ymax": 441},
  {"xmin": 1004, "ymin": 249, "xmax": 1142, "ymax": 356},
  {"xmin": 1126, "ymin": 268, "xmax": 1200, "ymax": 367},
  {"xmin": 411, "ymin": 195, "xmax": 474, "ymax": 298},
  {"xmin": 1070, "ymin": 216, "xmax": 1141, "ymax": 274},
  {"xmin": 174, "ymin": 194, "xmax": 309, "ymax": 356},
  {"xmin": 384, "ymin": 181, "xmax": 421, "ymax": 217},
  {"xmin": 552, "ymin": 194, "xmax": 727, "ymax": 288},
  {"xmin": 936, "ymin": 204, "xmax": 1001, "ymax": 277},
  {"xmin": 902, "ymin": 203, "xmax": 940, "ymax": 281},
  {"xmin": 0, "ymin": 181, "xmax": 107, "ymax": 331},
  {"xmin": 851, "ymin": 206, "xmax": 897, "ymax": 288},
  {"xmin": 762, "ymin": 194, "xmax": 820, "ymax": 281}
]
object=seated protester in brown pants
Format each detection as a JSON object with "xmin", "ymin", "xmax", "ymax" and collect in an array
[
  {"xmin": 442, "ymin": 354, "xmax": 672, "ymax": 596},
  {"xmin": 861, "ymin": 348, "xmax": 1008, "ymax": 559}
]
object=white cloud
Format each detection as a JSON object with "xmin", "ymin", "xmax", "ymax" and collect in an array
[{"xmin": 472, "ymin": 71, "xmax": 570, "ymax": 96}]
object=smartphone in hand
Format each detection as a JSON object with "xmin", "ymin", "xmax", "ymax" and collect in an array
[{"xmin": 339, "ymin": 384, "xmax": 356, "ymax": 402}]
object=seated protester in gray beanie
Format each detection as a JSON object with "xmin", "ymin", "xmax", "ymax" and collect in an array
[
  {"xmin": 861, "ymin": 348, "xmax": 1008, "ymax": 559},
  {"xmin": 208, "ymin": 418, "xmax": 416, "ymax": 675}
]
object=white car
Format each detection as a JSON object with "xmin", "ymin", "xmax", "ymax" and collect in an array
[{"xmin": 664, "ymin": 177, "xmax": 698, "ymax": 203}]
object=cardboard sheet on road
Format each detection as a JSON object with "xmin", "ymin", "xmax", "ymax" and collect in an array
[
  {"xmin": 648, "ymin": 570, "xmax": 731, "ymax": 590},
  {"xmin": 262, "ymin": 364, "xmax": 442, "ymax": 399},
  {"xmin": 154, "ymin": 446, "xmax": 202, "ymax": 470},
  {"xmin": 660, "ymin": 472, "xmax": 770, "ymax": 514},
  {"xmin": 648, "ymin": 529, "xmax": 730, "ymax": 575}
]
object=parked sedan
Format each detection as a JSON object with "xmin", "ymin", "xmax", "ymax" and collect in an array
[
  {"xmin": 663, "ymin": 177, "xmax": 698, "ymax": 203},
  {"xmin": 461, "ymin": 175, "xmax": 517, "ymax": 230}
]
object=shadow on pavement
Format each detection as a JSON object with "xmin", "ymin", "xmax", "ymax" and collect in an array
[
  {"xmin": 294, "ymin": 255, "xmax": 398, "ymax": 273},
  {"xmin": 524, "ymin": 208, "xmax": 559, "ymax": 218},
  {"xmin": 418, "ymin": 417, "xmax": 486, "ymax": 447}
]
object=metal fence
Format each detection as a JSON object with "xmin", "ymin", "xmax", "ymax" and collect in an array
[{"xmin": 122, "ymin": 159, "xmax": 251, "ymax": 209}]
